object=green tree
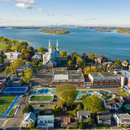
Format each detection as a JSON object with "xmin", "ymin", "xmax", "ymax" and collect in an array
[
  {"xmin": 115, "ymin": 59, "xmax": 122, "ymax": 68},
  {"xmin": 37, "ymin": 47, "xmax": 48, "ymax": 53},
  {"xmin": 67, "ymin": 60, "xmax": 74, "ymax": 66},
  {"xmin": 0, "ymin": 56, "xmax": 4, "ymax": 64},
  {"xmin": 75, "ymin": 120, "xmax": 79, "ymax": 129},
  {"xmin": 88, "ymin": 117, "xmax": 93, "ymax": 126},
  {"xmin": 77, "ymin": 60, "xmax": 86, "ymax": 69},
  {"xmin": 76, "ymin": 104, "xmax": 82, "ymax": 111},
  {"xmin": 23, "ymin": 68, "xmax": 33, "ymax": 84},
  {"xmin": 29, "ymin": 121, "xmax": 34, "ymax": 128},
  {"xmin": 83, "ymin": 95, "xmax": 103, "ymax": 113},
  {"xmin": 56, "ymin": 84, "xmax": 78, "ymax": 107},
  {"xmin": 129, "ymin": 68, "xmax": 130, "ymax": 72},
  {"xmin": 23, "ymin": 104, "xmax": 34, "ymax": 113},
  {"xmin": 79, "ymin": 119, "xmax": 84, "ymax": 129},
  {"xmin": 88, "ymin": 53, "xmax": 95, "ymax": 61}
]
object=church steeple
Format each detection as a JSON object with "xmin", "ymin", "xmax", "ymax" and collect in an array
[
  {"xmin": 48, "ymin": 39, "xmax": 52, "ymax": 52},
  {"xmin": 56, "ymin": 39, "xmax": 59, "ymax": 52}
]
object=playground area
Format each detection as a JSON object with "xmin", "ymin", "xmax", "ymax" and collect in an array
[{"xmin": 32, "ymin": 88, "xmax": 115, "ymax": 101}]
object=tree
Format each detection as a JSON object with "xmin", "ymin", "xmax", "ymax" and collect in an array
[
  {"xmin": 29, "ymin": 121, "xmax": 34, "ymax": 128},
  {"xmin": 28, "ymin": 46, "xmax": 35, "ymax": 56},
  {"xmin": 84, "ymin": 66, "xmax": 91, "ymax": 76},
  {"xmin": 23, "ymin": 68, "xmax": 33, "ymax": 84},
  {"xmin": 60, "ymin": 50, "xmax": 67, "ymax": 57},
  {"xmin": 88, "ymin": 53, "xmax": 95, "ymax": 61},
  {"xmin": 83, "ymin": 95, "xmax": 103, "ymax": 113},
  {"xmin": 77, "ymin": 60, "xmax": 86, "ymax": 69},
  {"xmin": 67, "ymin": 60, "xmax": 74, "ymax": 66},
  {"xmin": 75, "ymin": 120, "xmax": 79, "ymax": 129},
  {"xmin": 128, "ymin": 68, "xmax": 130, "ymax": 72},
  {"xmin": 76, "ymin": 104, "xmax": 82, "ymax": 111},
  {"xmin": 91, "ymin": 66, "xmax": 97, "ymax": 72},
  {"xmin": 115, "ymin": 59, "xmax": 122, "ymax": 68},
  {"xmin": 88, "ymin": 117, "xmax": 93, "ymax": 126},
  {"xmin": 37, "ymin": 47, "xmax": 48, "ymax": 53},
  {"xmin": 79, "ymin": 119, "xmax": 84, "ymax": 129},
  {"xmin": 56, "ymin": 84, "xmax": 78, "ymax": 107},
  {"xmin": 23, "ymin": 104, "xmax": 34, "ymax": 113},
  {"xmin": 0, "ymin": 56, "xmax": 4, "ymax": 64}
]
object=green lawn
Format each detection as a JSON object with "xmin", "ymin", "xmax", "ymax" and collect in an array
[
  {"xmin": 0, "ymin": 95, "xmax": 16, "ymax": 115},
  {"xmin": 30, "ymin": 96, "xmax": 53, "ymax": 102},
  {"xmin": 0, "ymin": 43, "xmax": 8, "ymax": 49}
]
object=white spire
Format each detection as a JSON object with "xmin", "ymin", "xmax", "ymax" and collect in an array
[
  {"xmin": 49, "ymin": 39, "xmax": 52, "ymax": 52},
  {"xmin": 56, "ymin": 39, "xmax": 59, "ymax": 52}
]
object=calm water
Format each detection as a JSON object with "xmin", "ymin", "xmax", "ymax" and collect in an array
[{"xmin": 0, "ymin": 28, "xmax": 130, "ymax": 60}]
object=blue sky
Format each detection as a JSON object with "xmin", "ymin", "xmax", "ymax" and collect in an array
[{"xmin": 0, "ymin": 0, "xmax": 130, "ymax": 26}]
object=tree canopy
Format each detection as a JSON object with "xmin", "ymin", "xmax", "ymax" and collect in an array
[
  {"xmin": 56, "ymin": 83, "xmax": 78, "ymax": 107},
  {"xmin": 83, "ymin": 95, "xmax": 103, "ymax": 113}
]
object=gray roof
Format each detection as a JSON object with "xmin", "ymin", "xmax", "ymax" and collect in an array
[
  {"xmin": 97, "ymin": 113, "xmax": 111, "ymax": 121},
  {"xmin": 24, "ymin": 112, "xmax": 36, "ymax": 121},
  {"xmin": 77, "ymin": 110, "xmax": 91, "ymax": 117}
]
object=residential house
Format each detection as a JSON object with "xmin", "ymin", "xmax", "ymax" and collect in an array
[
  {"xmin": 104, "ymin": 99, "xmax": 122, "ymax": 110},
  {"xmin": 0, "ymin": 75, "xmax": 6, "ymax": 92},
  {"xmin": 61, "ymin": 117, "xmax": 71, "ymax": 127},
  {"xmin": 97, "ymin": 112, "xmax": 111, "ymax": 125},
  {"xmin": 37, "ymin": 115, "xmax": 54, "ymax": 129},
  {"xmin": 77, "ymin": 110, "xmax": 91, "ymax": 123},
  {"xmin": 22, "ymin": 112, "xmax": 36, "ymax": 128},
  {"xmin": 97, "ymin": 57, "xmax": 108, "ymax": 64},
  {"xmin": 113, "ymin": 113, "xmax": 130, "ymax": 126},
  {"xmin": 120, "ymin": 96, "xmax": 130, "ymax": 105},
  {"xmin": 32, "ymin": 52, "xmax": 43, "ymax": 61}
]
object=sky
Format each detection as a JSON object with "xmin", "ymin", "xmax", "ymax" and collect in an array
[{"xmin": 0, "ymin": 0, "xmax": 130, "ymax": 26}]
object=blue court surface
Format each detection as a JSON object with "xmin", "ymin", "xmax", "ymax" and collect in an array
[{"xmin": 4, "ymin": 87, "xmax": 28, "ymax": 93}]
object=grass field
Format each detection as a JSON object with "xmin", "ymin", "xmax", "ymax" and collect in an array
[
  {"xmin": 0, "ymin": 95, "xmax": 16, "ymax": 115},
  {"xmin": 30, "ymin": 95, "xmax": 53, "ymax": 102},
  {"xmin": 0, "ymin": 43, "xmax": 8, "ymax": 49}
]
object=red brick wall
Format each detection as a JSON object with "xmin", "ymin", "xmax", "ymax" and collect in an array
[{"xmin": 0, "ymin": 81, "xmax": 5, "ymax": 91}]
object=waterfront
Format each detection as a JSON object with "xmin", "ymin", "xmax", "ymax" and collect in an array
[{"xmin": 0, "ymin": 28, "xmax": 130, "ymax": 60}]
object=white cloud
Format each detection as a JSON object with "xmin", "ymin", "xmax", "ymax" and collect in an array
[
  {"xmin": 38, "ymin": 8, "xmax": 45, "ymax": 12},
  {"xmin": 15, "ymin": 3, "xmax": 32, "ymax": 9},
  {"xmin": 47, "ymin": 12, "xmax": 54, "ymax": 16},
  {"xmin": 8, "ymin": 0, "xmax": 35, "ymax": 4}
]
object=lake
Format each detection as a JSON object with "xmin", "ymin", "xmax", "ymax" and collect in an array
[{"xmin": 0, "ymin": 28, "xmax": 130, "ymax": 60}]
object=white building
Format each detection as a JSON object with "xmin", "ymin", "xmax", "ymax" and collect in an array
[
  {"xmin": 5, "ymin": 50, "xmax": 22, "ymax": 61},
  {"xmin": 43, "ymin": 40, "xmax": 61, "ymax": 67},
  {"xmin": 113, "ymin": 113, "xmax": 130, "ymax": 126},
  {"xmin": 32, "ymin": 52, "xmax": 43, "ymax": 61},
  {"xmin": 22, "ymin": 112, "xmax": 36, "ymax": 128}
]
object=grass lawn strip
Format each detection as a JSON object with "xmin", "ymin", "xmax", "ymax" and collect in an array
[
  {"xmin": 0, "ymin": 95, "xmax": 16, "ymax": 115},
  {"xmin": 30, "ymin": 96, "xmax": 53, "ymax": 101}
]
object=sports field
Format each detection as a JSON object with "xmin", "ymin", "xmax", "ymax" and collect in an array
[
  {"xmin": 30, "ymin": 95, "xmax": 53, "ymax": 102},
  {"xmin": 0, "ymin": 95, "xmax": 16, "ymax": 115}
]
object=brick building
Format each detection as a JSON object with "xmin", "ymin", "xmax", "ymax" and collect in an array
[{"xmin": 88, "ymin": 72, "xmax": 120, "ymax": 87}]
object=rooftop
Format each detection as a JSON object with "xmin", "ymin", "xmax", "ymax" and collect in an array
[
  {"xmin": 116, "ymin": 113, "xmax": 130, "ymax": 119},
  {"xmin": 90, "ymin": 72, "xmax": 117, "ymax": 78}
]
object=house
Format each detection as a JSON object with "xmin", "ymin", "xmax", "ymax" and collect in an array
[
  {"xmin": 37, "ymin": 115, "xmax": 54, "ymax": 129},
  {"xmin": 77, "ymin": 110, "xmax": 91, "ymax": 123},
  {"xmin": 122, "ymin": 60, "xmax": 129, "ymax": 68},
  {"xmin": 102, "ymin": 62, "xmax": 113, "ymax": 68},
  {"xmin": 88, "ymin": 72, "xmax": 120, "ymax": 87},
  {"xmin": 97, "ymin": 57, "xmax": 108, "ymax": 64},
  {"xmin": 97, "ymin": 112, "xmax": 111, "ymax": 125},
  {"xmin": 0, "ymin": 64, "xmax": 6, "ymax": 72},
  {"xmin": 32, "ymin": 52, "xmax": 43, "ymax": 61},
  {"xmin": 61, "ymin": 117, "xmax": 71, "ymax": 127},
  {"xmin": 43, "ymin": 40, "xmax": 61, "ymax": 68},
  {"xmin": 113, "ymin": 113, "xmax": 130, "ymax": 126},
  {"xmin": 22, "ymin": 112, "xmax": 36, "ymax": 128},
  {"xmin": 5, "ymin": 50, "xmax": 22, "ymax": 61},
  {"xmin": 104, "ymin": 99, "xmax": 122, "ymax": 110},
  {"xmin": 120, "ymin": 96, "xmax": 130, "ymax": 105}
]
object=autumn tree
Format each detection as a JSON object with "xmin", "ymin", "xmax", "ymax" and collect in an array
[{"xmin": 60, "ymin": 50, "xmax": 67, "ymax": 57}]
